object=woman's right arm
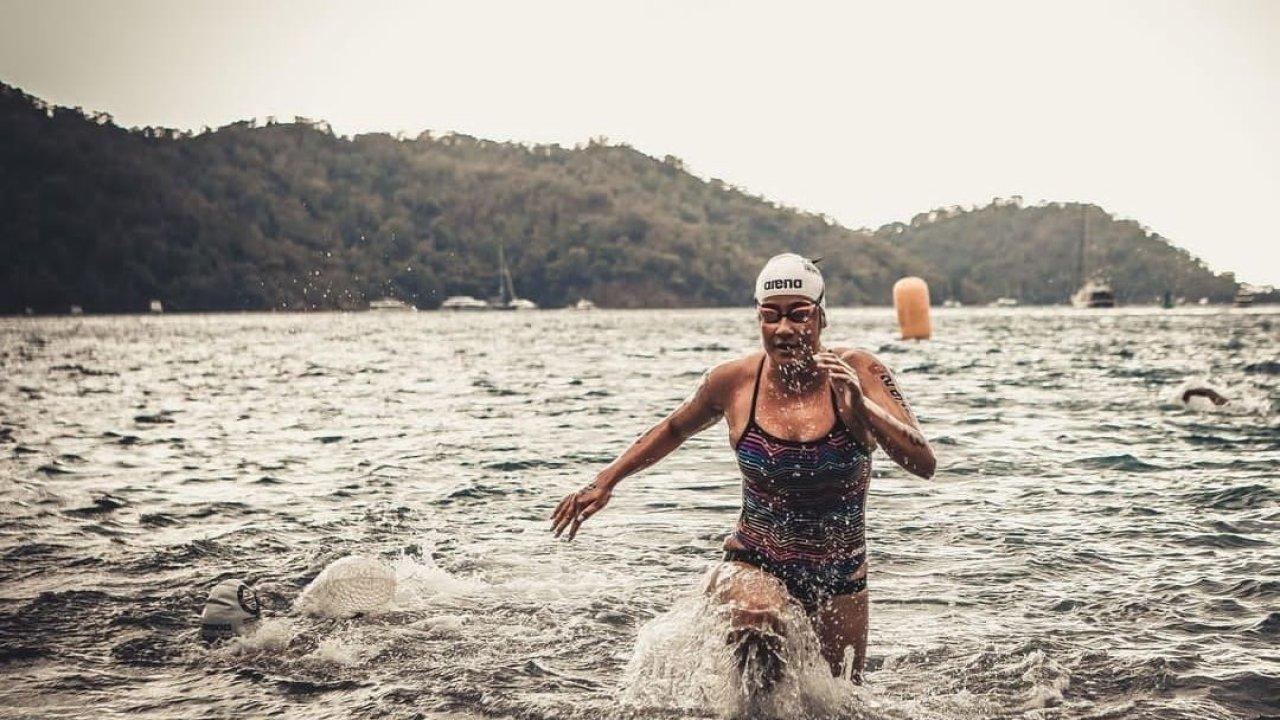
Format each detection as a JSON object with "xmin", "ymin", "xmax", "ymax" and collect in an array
[{"xmin": 550, "ymin": 364, "xmax": 730, "ymax": 540}]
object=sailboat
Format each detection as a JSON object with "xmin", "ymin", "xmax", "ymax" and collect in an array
[
  {"xmin": 1071, "ymin": 206, "xmax": 1116, "ymax": 308},
  {"xmin": 439, "ymin": 245, "xmax": 537, "ymax": 310},
  {"xmin": 489, "ymin": 244, "xmax": 538, "ymax": 310}
]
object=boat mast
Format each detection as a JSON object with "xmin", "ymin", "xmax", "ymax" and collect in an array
[
  {"xmin": 497, "ymin": 243, "xmax": 509, "ymax": 303},
  {"xmin": 1078, "ymin": 204, "xmax": 1088, "ymax": 286},
  {"xmin": 501, "ymin": 244, "xmax": 518, "ymax": 302}
]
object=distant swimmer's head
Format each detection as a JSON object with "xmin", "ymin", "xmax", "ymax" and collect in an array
[
  {"xmin": 1181, "ymin": 387, "xmax": 1229, "ymax": 407},
  {"xmin": 755, "ymin": 253, "xmax": 826, "ymax": 362}
]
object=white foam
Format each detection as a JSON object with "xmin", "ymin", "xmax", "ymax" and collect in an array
[
  {"xmin": 1017, "ymin": 649, "xmax": 1071, "ymax": 710},
  {"xmin": 419, "ymin": 613, "xmax": 467, "ymax": 637},
  {"xmin": 1167, "ymin": 377, "xmax": 1268, "ymax": 415},
  {"xmin": 388, "ymin": 540, "xmax": 629, "ymax": 606},
  {"xmin": 311, "ymin": 635, "xmax": 365, "ymax": 666},
  {"xmin": 213, "ymin": 617, "xmax": 297, "ymax": 656},
  {"xmin": 620, "ymin": 592, "xmax": 859, "ymax": 719},
  {"xmin": 388, "ymin": 552, "xmax": 484, "ymax": 608}
]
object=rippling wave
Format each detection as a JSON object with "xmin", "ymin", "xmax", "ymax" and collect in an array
[{"xmin": 1, "ymin": 307, "xmax": 1277, "ymax": 719}]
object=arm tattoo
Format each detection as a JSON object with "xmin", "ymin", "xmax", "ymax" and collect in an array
[{"xmin": 871, "ymin": 362, "xmax": 917, "ymax": 422}]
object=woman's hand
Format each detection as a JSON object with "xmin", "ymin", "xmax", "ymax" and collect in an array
[
  {"xmin": 815, "ymin": 350, "xmax": 864, "ymax": 406},
  {"xmin": 550, "ymin": 480, "xmax": 612, "ymax": 540}
]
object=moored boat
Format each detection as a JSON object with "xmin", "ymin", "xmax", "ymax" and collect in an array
[
  {"xmin": 1073, "ymin": 206, "xmax": 1117, "ymax": 308},
  {"xmin": 488, "ymin": 244, "xmax": 538, "ymax": 310},
  {"xmin": 440, "ymin": 295, "xmax": 490, "ymax": 311},
  {"xmin": 369, "ymin": 297, "xmax": 417, "ymax": 311},
  {"xmin": 1072, "ymin": 280, "xmax": 1116, "ymax": 308}
]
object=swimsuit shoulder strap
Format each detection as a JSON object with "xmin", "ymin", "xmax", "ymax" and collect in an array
[
  {"xmin": 748, "ymin": 355, "xmax": 766, "ymax": 424},
  {"xmin": 828, "ymin": 387, "xmax": 849, "ymax": 431}
]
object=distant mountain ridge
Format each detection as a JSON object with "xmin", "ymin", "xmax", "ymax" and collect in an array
[{"xmin": 0, "ymin": 82, "xmax": 1241, "ymax": 312}]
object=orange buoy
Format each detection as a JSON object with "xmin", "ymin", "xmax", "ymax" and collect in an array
[{"xmin": 893, "ymin": 277, "xmax": 932, "ymax": 340}]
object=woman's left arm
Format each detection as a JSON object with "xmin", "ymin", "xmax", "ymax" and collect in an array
[{"xmin": 818, "ymin": 350, "xmax": 936, "ymax": 479}]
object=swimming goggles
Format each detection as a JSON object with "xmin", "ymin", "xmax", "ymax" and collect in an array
[{"xmin": 757, "ymin": 303, "xmax": 819, "ymax": 324}]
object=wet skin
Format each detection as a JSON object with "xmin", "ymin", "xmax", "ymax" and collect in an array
[{"xmin": 551, "ymin": 295, "xmax": 936, "ymax": 680}]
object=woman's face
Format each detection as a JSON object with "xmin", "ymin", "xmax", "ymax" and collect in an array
[{"xmin": 758, "ymin": 294, "xmax": 822, "ymax": 365}]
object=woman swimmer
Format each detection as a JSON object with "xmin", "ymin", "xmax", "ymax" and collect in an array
[{"xmin": 549, "ymin": 253, "xmax": 936, "ymax": 686}]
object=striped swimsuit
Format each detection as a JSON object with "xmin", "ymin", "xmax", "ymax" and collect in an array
[{"xmin": 726, "ymin": 356, "xmax": 873, "ymax": 607}]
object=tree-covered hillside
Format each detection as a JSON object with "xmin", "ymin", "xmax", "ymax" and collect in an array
[
  {"xmin": 880, "ymin": 201, "xmax": 1238, "ymax": 305},
  {"xmin": 0, "ymin": 82, "xmax": 1241, "ymax": 312}
]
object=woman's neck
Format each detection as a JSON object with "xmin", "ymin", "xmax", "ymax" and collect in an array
[{"xmin": 770, "ymin": 355, "xmax": 825, "ymax": 395}]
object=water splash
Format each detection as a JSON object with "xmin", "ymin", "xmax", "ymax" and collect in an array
[
  {"xmin": 1166, "ymin": 377, "xmax": 1271, "ymax": 415},
  {"xmin": 214, "ymin": 617, "xmax": 297, "ymax": 656},
  {"xmin": 620, "ymin": 590, "xmax": 857, "ymax": 719}
]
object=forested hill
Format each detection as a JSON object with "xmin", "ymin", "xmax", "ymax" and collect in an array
[
  {"xmin": 879, "ymin": 203, "xmax": 1238, "ymax": 305},
  {"xmin": 0, "ymin": 82, "xmax": 1240, "ymax": 312}
]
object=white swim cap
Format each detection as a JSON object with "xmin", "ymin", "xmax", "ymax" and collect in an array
[
  {"xmin": 755, "ymin": 253, "xmax": 825, "ymax": 309},
  {"xmin": 200, "ymin": 579, "xmax": 260, "ymax": 643}
]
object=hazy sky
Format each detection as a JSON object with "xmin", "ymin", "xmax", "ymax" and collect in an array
[{"xmin": 3, "ymin": 0, "xmax": 1277, "ymax": 284}]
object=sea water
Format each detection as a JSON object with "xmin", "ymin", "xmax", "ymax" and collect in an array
[{"xmin": 0, "ymin": 307, "xmax": 1276, "ymax": 719}]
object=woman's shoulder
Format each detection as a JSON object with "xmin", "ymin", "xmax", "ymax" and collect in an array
[
  {"xmin": 831, "ymin": 348, "xmax": 903, "ymax": 389},
  {"xmin": 830, "ymin": 346, "xmax": 883, "ymax": 368},
  {"xmin": 702, "ymin": 353, "xmax": 762, "ymax": 394},
  {"xmin": 707, "ymin": 353, "xmax": 762, "ymax": 380}
]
